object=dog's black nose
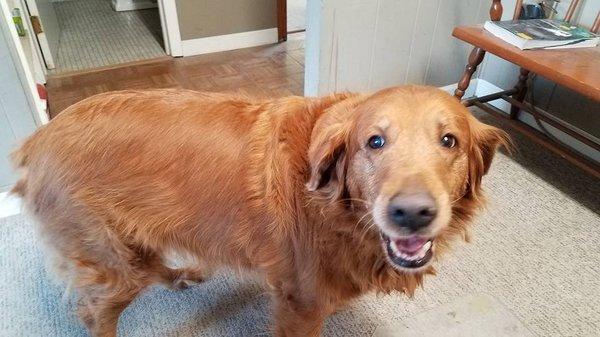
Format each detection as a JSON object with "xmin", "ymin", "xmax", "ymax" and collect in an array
[{"xmin": 388, "ymin": 192, "xmax": 437, "ymax": 231}]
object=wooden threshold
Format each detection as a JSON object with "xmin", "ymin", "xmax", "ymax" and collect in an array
[{"xmin": 47, "ymin": 56, "xmax": 173, "ymax": 79}]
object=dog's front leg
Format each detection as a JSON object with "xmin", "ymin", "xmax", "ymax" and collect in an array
[{"xmin": 272, "ymin": 292, "xmax": 330, "ymax": 337}]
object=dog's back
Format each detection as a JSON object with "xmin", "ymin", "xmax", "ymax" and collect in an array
[
  {"xmin": 15, "ymin": 89, "xmax": 257, "ymax": 260},
  {"xmin": 12, "ymin": 89, "xmax": 330, "ymax": 336}
]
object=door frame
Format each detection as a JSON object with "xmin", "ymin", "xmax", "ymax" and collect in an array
[
  {"xmin": 158, "ymin": 0, "xmax": 182, "ymax": 56},
  {"xmin": 18, "ymin": 0, "xmax": 48, "ymax": 83},
  {"xmin": 0, "ymin": 0, "xmax": 49, "ymax": 125},
  {"xmin": 24, "ymin": 0, "xmax": 183, "ymax": 71},
  {"xmin": 23, "ymin": 0, "xmax": 58, "ymax": 69},
  {"xmin": 277, "ymin": 0, "xmax": 287, "ymax": 42},
  {"xmin": 0, "ymin": 0, "xmax": 181, "ymax": 127}
]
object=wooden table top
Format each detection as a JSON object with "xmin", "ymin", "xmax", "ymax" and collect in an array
[{"xmin": 453, "ymin": 25, "xmax": 600, "ymax": 102}]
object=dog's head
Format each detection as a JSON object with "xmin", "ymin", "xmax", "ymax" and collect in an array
[{"xmin": 307, "ymin": 86, "xmax": 509, "ymax": 273}]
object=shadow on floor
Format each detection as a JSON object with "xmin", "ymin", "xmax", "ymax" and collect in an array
[
  {"xmin": 472, "ymin": 108, "xmax": 600, "ymax": 214},
  {"xmin": 136, "ymin": 8, "xmax": 164, "ymax": 47}
]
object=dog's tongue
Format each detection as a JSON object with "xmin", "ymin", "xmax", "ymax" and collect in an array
[{"xmin": 394, "ymin": 236, "xmax": 427, "ymax": 253}]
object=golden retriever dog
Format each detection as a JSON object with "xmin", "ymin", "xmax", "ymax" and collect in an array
[{"xmin": 12, "ymin": 86, "xmax": 508, "ymax": 337}]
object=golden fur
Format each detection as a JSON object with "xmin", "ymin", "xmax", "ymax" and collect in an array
[{"xmin": 12, "ymin": 86, "xmax": 508, "ymax": 337}]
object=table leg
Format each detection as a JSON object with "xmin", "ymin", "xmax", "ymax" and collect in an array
[
  {"xmin": 454, "ymin": 47, "xmax": 486, "ymax": 100},
  {"xmin": 510, "ymin": 68, "xmax": 530, "ymax": 118}
]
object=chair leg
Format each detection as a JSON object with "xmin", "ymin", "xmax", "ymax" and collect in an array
[
  {"xmin": 510, "ymin": 68, "xmax": 530, "ymax": 118},
  {"xmin": 454, "ymin": 47, "xmax": 486, "ymax": 100}
]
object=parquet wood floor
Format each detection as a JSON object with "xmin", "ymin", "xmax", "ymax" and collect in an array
[{"xmin": 46, "ymin": 36, "xmax": 305, "ymax": 118}]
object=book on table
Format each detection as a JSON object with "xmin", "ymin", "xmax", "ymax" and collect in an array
[{"xmin": 483, "ymin": 19, "xmax": 599, "ymax": 50}]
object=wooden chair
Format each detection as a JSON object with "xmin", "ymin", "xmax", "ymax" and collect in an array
[{"xmin": 452, "ymin": 0, "xmax": 600, "ymax": 177}]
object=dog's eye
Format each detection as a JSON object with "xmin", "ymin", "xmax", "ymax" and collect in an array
[
  {"xmin": 367, "ymin": 135, "xmax": 385, "ymax": 149},
  {"xmin": 441, "ymin": 134, "xmax": 457, "ymax": 148}
]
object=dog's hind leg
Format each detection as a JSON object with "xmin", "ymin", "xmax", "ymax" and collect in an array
[
  {"xmin": 52, "ymin": 221, "xmax": 152, "ymax": 337},
  {"xmin": 72, "ymin": 263, "xmax": 145, "ymax": 337},
  {"xmin": 79, "ymin": 287, "xmax": 141, "ymax": 337}
]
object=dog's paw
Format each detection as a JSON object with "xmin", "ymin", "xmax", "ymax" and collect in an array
[
  {"xmin": 168, "ymin": 268, "xmax": 206, "ymax": 290},
  {"xmin": 171, "ymin": 279, "xmax": 191, "ymax": 290}
]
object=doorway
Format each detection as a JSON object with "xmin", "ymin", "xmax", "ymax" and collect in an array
[
  {"xmin": 277, "ymin": 0, "xmax": 305, "ymax": 41},
  {"xmin": 287, "ymin": 0, "xmax": 305, "ymax": 34},
  {"xmin": 25, "ymin": 0, "xmax": 169, "ymax": 74}
]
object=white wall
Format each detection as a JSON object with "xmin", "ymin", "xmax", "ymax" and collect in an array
[
  {"xmin": 0, "ymin": 21, "xmax": 39, "ymax": 190},
  {"xmin": 304, "ymin": 0, "xmax": 321, "ymax": 96},
  {"xmin": 305, "ymin": 0, "xmax": 493, "ymax": 96}
]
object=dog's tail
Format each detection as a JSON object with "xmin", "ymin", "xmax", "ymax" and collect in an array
[
  {"xmin": 10, "ymin": 177, "xmax": 27, "ymax": 198},
  {"xmin": 9, "ymin": 133, "xmax": 40, "ymax": 198}
]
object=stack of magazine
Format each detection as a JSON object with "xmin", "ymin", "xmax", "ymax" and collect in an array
[{"xmin": 484, "ymin": 19, "xmax": 599, "ymax": 50}]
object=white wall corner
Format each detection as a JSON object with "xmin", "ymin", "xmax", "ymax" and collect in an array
[
  {"xmin": 181, "ymin": 28, "xmax": 278, "ymax": 57},
  {"xmin": 303, "ymin": 0, "xmax": 321, "ymax": 97}
]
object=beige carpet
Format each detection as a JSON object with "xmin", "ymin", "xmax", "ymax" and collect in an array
[
  {"xmin": 374, "ymin": 294, "xmax": 535, "ymax": 336},
  {"xmin": 1, "ymin": 109, "xmax": 598, "ymax": 336}
]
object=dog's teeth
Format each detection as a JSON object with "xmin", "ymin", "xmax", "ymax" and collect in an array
[
  {"xmin": 414, "ymin": 241, "xmax": 432, "ymax": 259},
  {"xmin": 423, "ymin": 241, "xmax": 432, "ymax": 252},
  {"xmin": 389, "ymin": 239, "xmax": 433, "ymax": 261},
  {"xmin": 390, "ymin": 240, "xmax": 400, "ymax": 255}
]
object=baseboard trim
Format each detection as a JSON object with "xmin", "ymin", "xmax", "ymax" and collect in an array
[
  {"xmin": 439, "ymin": 79, "xmax": 479, "ymax": 98},
  {"xmin": 181, "ymin": 28, "xmax": 278, "ymax": 57},
  {"xmin": 471, "ymin": 79, "xmax": 599, "ymax": 162},
  {"xmin": 112, "ymin": 0, "xmax": 158, "ymax": 11}
]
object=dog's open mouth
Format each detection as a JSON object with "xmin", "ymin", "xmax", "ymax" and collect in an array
[{"xmin": 380, "ymin": 233, "xmax": 434, "ymax": 269}]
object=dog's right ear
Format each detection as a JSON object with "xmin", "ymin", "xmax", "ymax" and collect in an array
[
  {"xmin": 306, "ymin": 119, "xmax": 350, "ymax": 194},
  {"xmin": 306, "ymin": 95, "xmax": 366, "ymax": 200},
  {"xmin": 306, "ymin": 98, "xmax": 362, "ymax": 201}
]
